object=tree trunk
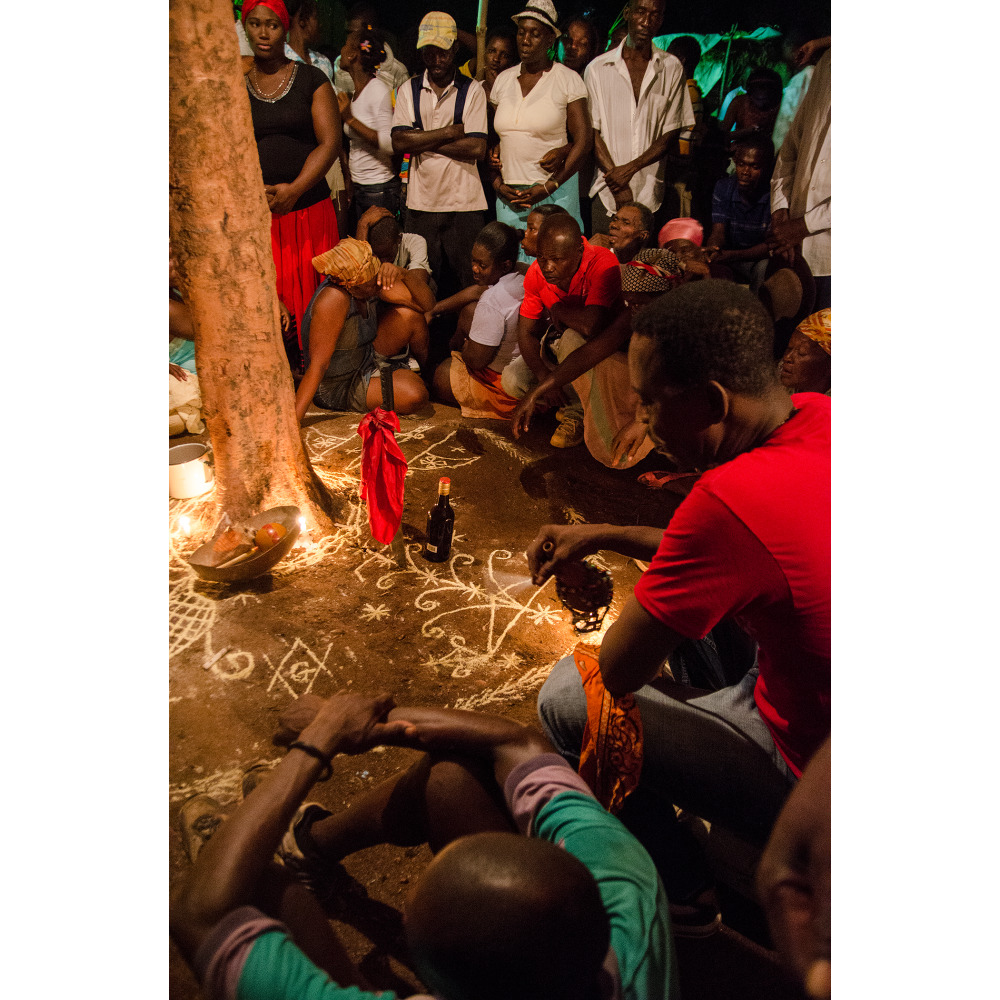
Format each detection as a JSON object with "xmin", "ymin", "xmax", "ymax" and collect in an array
[{"xmin": 169, "ymin": 0, "xmax": 342, "ymax": 532}]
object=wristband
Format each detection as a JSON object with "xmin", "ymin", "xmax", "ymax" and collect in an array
[
  {"xmin": 288, "ymin": 741, "xmax": 334, "ymax": 781},
  {"xmin": 546, "ymin": 178, "xmax": 559, "ymax": 193}
]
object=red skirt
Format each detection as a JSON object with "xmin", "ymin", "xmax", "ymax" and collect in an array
[{"xmin": 270, "ymin": 197, "xmax": 339, "ymax": 345}]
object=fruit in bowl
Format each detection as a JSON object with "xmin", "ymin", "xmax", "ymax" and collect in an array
[{"xmin": 255, "ymin": 523, "xmax": 288, "ymax": 550}]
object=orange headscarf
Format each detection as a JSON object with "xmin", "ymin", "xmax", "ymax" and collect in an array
[{"xmin": 797, "ymin": 309, "xmax": 831, "ymax": 355}]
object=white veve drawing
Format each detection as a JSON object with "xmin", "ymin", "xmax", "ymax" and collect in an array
[
  {"xmin": 366, "ymin": 545, "xmax": 555, "ymax": 679},
  {"xmin": 360, "ymin": 603, "xmax": 391, "ymax": 622},
  {"xmin": 169, "ymin": 757, "xmax": 281, "ymax": 804},
  {"xmin": 263, "ymin": 637, "xmax": 336, "ymax": 698}
]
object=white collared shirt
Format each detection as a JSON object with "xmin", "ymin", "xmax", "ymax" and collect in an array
[
  {"xmin": 391, "ymin": 71, "xmax": 489, "ymax": 213},
  {"xmin": 771, "ymin": 51, "xmax": 830, "ymax": 276},
  {"xmin": 585, "ymin": 41, "xmax": 694, "ymax": 213}
]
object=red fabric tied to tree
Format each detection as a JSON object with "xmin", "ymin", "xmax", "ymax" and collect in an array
[{"xmin": 357, "ymin": 407, "xmax": 407, "ymax": 544}]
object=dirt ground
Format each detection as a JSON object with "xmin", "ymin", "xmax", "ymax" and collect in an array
[{"xmin": 168, "ymin": 400, "xmax": 804, "ymax": 1000}]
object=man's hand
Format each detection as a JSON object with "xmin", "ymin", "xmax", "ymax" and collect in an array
[
  {"xmin": 757, "ymin": 738, "xmax": 831, "ymax": 1000},
  {"xmin": 604, "ymin": 163, "xmax": 637, "ymax": 192},
  {"xmin": 769, "ymin": 213, "xmax": 810, "ymax": 251},
  {"xmin": 488, "ymin": 146, "xmax": 503, "ymax": 172},
  {"xmin": 295, "ymin": 692, "xmax": 418, "ymax": 758},
  {"xmin": 274, "ymin": 693, "xmax": 326, "ymax": 746},
  {"xmin": 356, "ymin": 205, "xmax": 393, "ymax": 243},
  {"xmin": 278, "ymin": 300, "xmax": 291, "ymax": 332},
  {"xmin": 376, "ymin": 262, "xmax": 406, "ymax": 290},
  {"xmin": 169, "ymin": 363, "xmax": 189, "ymax": 382},
  {"xmin": 337, "ymin": 91, "xmax": 351, "ymax": 117},
  {"xmin": 611, "ymin": 420, "xmax": 649, "ymax": 467},
  {"xmin": 510, "ymin": 385, "xmax": 561, "ymax": 439},
  {"xmin": 795, "ymin": 36, "xmax": 831, "ymax": 69},
  {"xmin": 526, "ymin": 524, "xmax": 606, "ymax": 585},
  {"xmin": 264, "ymin": 183, "xmax": 298, "ymax": 216}
]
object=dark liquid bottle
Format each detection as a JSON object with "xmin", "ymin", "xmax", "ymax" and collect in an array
[{"xmin": 423, "ymin": 477, "xmax": 454, "ymax": 562}]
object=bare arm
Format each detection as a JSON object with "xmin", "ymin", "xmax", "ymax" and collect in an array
[
  {"xmin": 597, "ymin": 595, "xmax": 684, "ymax": 696},
  {"xmin": 169, "ymin": 298, "xmax": 195, "ymax": 340},
  {"xmin": 603, "ymin": 127, "xmax": 680, "ymax": 193},
  {"xmin": 392, "ymin": 123, "xmax": 486, "ymax": 161},
  {"xmin": 294, "ymin": 286, "xmax": 351, "ymax": 423},
  {"xmin": 516, "ymin": 313, "xmax": 550, "ymax": 382},
  {"xmin": 511, "ymin": 311, "xmax": 630, "ymax": 438},
  {"xmin": 461, "ymin": 338, "xmax": 499, "ymax": 372},
  {"xmin": 551, "ymin": 98, "xmax": 592, "ymax": 186},
  {"xmin": 525, "ymin": 522, "xmax": 666, "ymax": 585},
  {"xmin": 548, "ymin": 301, "xmax": 610, "ymax": 339},
  {"xmin": 379, "ymin": 268, "xmax": 435, "ymax": 313},
  {"xmin": 170, "ymin": 693, "xmax": 415, "ymax": 963},
  {"xmin": 430, "ymin": 283, "xmax": 486, "ymax": 317},
  {"xmin": 266, "ymin": 82, "xmax": 343, "ymax": 216}
]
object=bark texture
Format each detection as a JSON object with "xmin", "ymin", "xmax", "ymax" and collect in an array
[{"xmin": 169, "ymin": 0, "xmax": 342, "ymax": 531}]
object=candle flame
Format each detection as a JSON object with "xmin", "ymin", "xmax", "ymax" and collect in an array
[{"xmin": 179, "ymin": 515, "xmax": 192, "ymax": 537}]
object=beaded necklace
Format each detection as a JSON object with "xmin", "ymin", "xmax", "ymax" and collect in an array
[{"xmin": 248, "ymin": 61, "xmax": 297, "ymax": 102}]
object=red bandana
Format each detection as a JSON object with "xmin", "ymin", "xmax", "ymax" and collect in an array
[{"xmin": 242, "ymin": 0, "xmax": 290, "ymax": 33}]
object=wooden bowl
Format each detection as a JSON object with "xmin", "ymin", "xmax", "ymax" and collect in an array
[{"xmin": 187, "ymin": 506, "xmax": 302, "ymax": 583}]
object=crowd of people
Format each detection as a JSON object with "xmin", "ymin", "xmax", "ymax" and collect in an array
[{"xmin": 171, "ymin": 3, "xmax": 832, "ymax": 998}]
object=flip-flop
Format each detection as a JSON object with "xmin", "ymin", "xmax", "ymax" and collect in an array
[{"xmin": 637, "ymin": 470, "xmax": 700, "ymax": 489}]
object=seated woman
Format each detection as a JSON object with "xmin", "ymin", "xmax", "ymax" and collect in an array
[
  {"xmin": 295, "ymin": 238, "xmax": 432, "ymax": 422},
  {"xmin": 432, "ymin": 222, "xmax": 525, "ymax": 419},
  {"xmin": 780, "ymin": 309, "xmax": 831, "ymax": 395}
]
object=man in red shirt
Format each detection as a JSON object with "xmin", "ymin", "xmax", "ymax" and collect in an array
[
  {"xmin": 528, "ymin": 280, "xmax": 830, "ymax": 935},
  {"xmin": 500, "ymin": 214, "xmax": 622, "ymax": 448}
]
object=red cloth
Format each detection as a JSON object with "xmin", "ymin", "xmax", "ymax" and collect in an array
[
  {"xmin": 519, "ymin": 239, "xmax": 623, "ymax": 320},
  {"xmin": 633, "ymin": 393, "xmax": 830, "ymax": 777},
  {"xmin": 242, "ymin": 0, "xmax": 290, "ymax": 32},
  {"xmin": 270, "ymin": 197, "xmax": 338, "ymax": 345},
  {"xmin": 357, "ymin": 407, "xmax": 407, "ymax": 544}
]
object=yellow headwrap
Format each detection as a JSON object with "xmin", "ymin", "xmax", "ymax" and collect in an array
[
  {"xmin": 797, "ymin": 309, "xmax": 831, "ymax": 355},
  {"xmin": 312, "ymin": 238, "xmax": 381, "ymax": 292}
]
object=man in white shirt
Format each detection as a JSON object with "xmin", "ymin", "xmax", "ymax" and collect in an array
[
  {"xmin": 392, "ymin": 12, "xmax": 488, "ymax": 293},
  {"xmin": 584, "ymin": 0, "xmax": 694, "ymax": 236},
  {"xmin": 769, "ymin": 47, "xmax": 831, "ymax": 308}
]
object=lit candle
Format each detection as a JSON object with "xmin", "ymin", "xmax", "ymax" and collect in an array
[
  {"xmin": 297, "ymin": 515, "xmax": 310, "ymax": 548},
  {"xmin": 179, "ymin": 515, "xmax": 192, "ymax": 538}
]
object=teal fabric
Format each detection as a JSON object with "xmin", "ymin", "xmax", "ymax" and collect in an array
[
  {"xmin": 169, "ymin": 336, "xmax": 196, "ymax": 374},
  {"xmin": 237, "ymin": 931, "xmax": 399, "ymax": 1000},
  {"xmin": 533, "ymin": 790, "xmax": 678, "ymax": 1000}
]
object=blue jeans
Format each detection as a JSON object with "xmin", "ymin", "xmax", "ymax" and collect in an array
[
  {"xmin": 537, "ymin": 651, "xmax": 796, "ymax": 899},
  {"xmin": 353, "ymin": 178, "xmax": 401, "ymax": 222}
]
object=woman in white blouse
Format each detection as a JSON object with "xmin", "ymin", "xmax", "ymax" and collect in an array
[
  {"xmin": 489, "ymin": 1, "xmax": 593, "ymax": 238},
  {"xmin": 337, "ymin": 26, "xmax": 399, "ymax": 223}
]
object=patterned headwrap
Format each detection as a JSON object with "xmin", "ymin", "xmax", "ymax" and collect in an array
[
  {"xmin": 312, "ymin": 238, "xmax": 381, "ymax": 292},
  {"xmin": 657, "ymin": 217, "xmax": 703, "ymax": 248},
  {"xmin": 621, "ymin": 249, "xmax": 684, "ymax": 293},
  {"xmin": 797, "ymin": 309, "xmax": 831, "ymax": 355},
  {"xmin": 242, "ymin": 0, "xmax": 290, "ymax": 33}
]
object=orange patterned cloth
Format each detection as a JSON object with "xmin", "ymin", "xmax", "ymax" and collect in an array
[
  {"xmin": 574, "ymin": 642, "xmax": 644, "ymax": 814},
  {"xmin": 797, "ymin": 308, "xmax": 831, "ymax": 355}
]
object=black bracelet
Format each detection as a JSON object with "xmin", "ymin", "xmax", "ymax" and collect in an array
[{"xmin": 288, "ymin": 741, "xmax": 334, "ymax": 781}]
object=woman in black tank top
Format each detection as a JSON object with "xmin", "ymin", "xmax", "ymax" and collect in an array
[{"xmin": 242, "ymin": 0, "xmax": 343, "ymax": 346}]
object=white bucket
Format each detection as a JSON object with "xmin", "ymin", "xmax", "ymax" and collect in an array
[{"xmin": 169, "ymin": 443, "xmax": 215, "ymax": 499}]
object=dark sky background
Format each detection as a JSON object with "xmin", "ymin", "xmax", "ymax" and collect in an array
[{"xmin": 314, "ymin": 1, "xmax": 832, "ymax": 58}]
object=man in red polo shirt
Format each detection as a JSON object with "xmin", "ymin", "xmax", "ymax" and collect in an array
[
  {"xmin": 499, "ymin": 214, "xmax": 622, "ymax": 447},
  {"xmin": 528, "ymin": 280, "xmax": 830, "ymax": 935}
]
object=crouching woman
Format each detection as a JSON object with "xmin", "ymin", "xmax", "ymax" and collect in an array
[{"xmin": 295, "ymin": 238, "xmax": 432, "ymax": 422}]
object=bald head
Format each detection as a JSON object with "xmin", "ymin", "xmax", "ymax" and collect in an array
[
  {"xmin": 406, "ymin": 832, "xmax": 609, "ymax": 1000},
  {"xmin": 536, "ymin": 216, "xmax": 585, "ymax": 291}
]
